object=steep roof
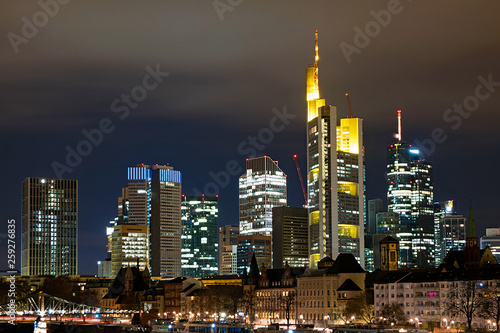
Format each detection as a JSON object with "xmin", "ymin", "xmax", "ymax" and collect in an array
[
  {"xmin": 103, "ymin": 267, "xmax": 149, "ymax": 299},
  {"xmin": 327, "ymin": 253, "xmax": 365, "ymax": 274},
  {"xmin": 380, "ymin": 235, "xmax": 399, "ymax": 244},
  {"xmin": 338, "ymin": 278, "xmax": 362, "ymax": 291}
]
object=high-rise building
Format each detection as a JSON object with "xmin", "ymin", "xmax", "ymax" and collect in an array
[
  {"xmin": 434, "ymin": 200, "xmax": 454, "ymax": 266},
  {"xmin": 306, "ymin": 31, "xmax": 365, "ymax": 267},
  {"xmin": 220, "ymin": 245, "xmax": 238, "ymax": 275},
  {"xmin": 219, "ymin": 225, "xmax": 239, "ymax": 273},
  {"xmin": 272, "ymin": 206, "xmax": 308, "ymax": 268},
  {"xmin": 368, "ymin": 199, "xmax": 384, "ymax": 236},
  {"xmin": 239, "ymin": 156, "xmax": 287, "ymax": 236},
  {"xmin": 21, "ymin": 177, "xmax": 78, "ymax": 275},
  {"xmin": 97, "ymin": 258, "xmax": 112, "ymax": 278},
  {"xmin": 480, "ymin": 228, "xmax": 500, "ymax": 262},
  {"xmin": 387, "ymin": 111, "xmax": 434, "ymax": 268},
  {"xmin": 181, "ymin": 195, "xmax": 219, "ymax": 277},
  {"xmin": 237, "ymin": 234, "xmax": 272, "ymax": 273},
  {"xmin": 110, "ymin": 224, "xmax": 149, "ymax": 277},
  {"xmin": 126, "ymin": 164, "xmax": 182, "ymax": 278},
  {"xmin": 376, "ymin": 212, "xmax": 399, "ymax": 235},
  {"xmin": 439, "ymin": 214, "xmax": 466, "ymax": 263}
]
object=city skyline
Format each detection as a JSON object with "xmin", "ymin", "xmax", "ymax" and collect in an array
[{"xmin": 2, "ymin": 1, "xmax": 500, "ymax": 274}]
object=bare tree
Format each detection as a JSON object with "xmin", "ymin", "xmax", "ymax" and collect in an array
[
  {"xmin": 480, "ymin": 283, "xmax": 500, "ymax": 328},
  {"xmin": 379, "ymin": 303, "xmax": 407, "ymax": 325},
  {"xmin": 443, "ymin": 280, "xmax": 487, "ymax": 329},
  {"xmin": 345, "ymin": 292, "xmax": 375, "ymax": 324},
  {"xmin": 278, "ymin": 291, "xmax": 296, "ymax": 328},
  {"xmin": 242, "ymin": 288, "xmax": 256, "ymax": 324}
]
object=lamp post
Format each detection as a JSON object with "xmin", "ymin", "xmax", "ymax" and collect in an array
[{"xmin": 443, "ymin": 318, "xmax": 448, "ymax": 328}]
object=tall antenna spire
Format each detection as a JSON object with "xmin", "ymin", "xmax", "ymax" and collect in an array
[
  {"xmin": 314, "ymin": 29, "xmax": 319, "ymax": 68},
  {"xmin": 314, "ymin": 30, "xmax": 319, "ymax": 90},
  {"xmin": 397, "ymin": 109, "xmax": 402, "ymax": 141}
]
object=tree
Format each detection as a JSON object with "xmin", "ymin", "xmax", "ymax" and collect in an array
[
  {"xmin": 38, "ymin": 276, "xmax": 84, "ymax": 302},
  {"xmin": 443, "ymin": 280, "xmax": 487, "ymax": 329},
  {"xmin": 278, "ymin": 291, "xmax": 296, "ymax": 328},
  {"xmin": 380, "ymin": 303, "xmax": 407, "ymax": 325},
  {"xmin": 242, "ymin": 288, "xmax": 256, "ymax": 324},
  {"xmin": 480, "ymin": 283, "xmax": 500, "ymax": 329},
  {"xmin": 329, "ymin": 303, "xmax": 349, "ymax": 324},
  {"xmin": 344, "ymin": 292, "xmax": 375, "ymax": 324}
]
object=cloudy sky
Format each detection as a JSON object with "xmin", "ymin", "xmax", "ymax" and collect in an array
[{"xmin": 1, "ymin": 1, "xmax": 499, "ymax": 274}]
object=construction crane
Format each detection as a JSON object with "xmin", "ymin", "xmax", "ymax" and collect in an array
[
  {"xmin": 293, "ymin": 154, "xmax": 308, "ymax": 207},
  {"xmin": 345, "ymin": 92, "xmax": 354, "ymax": 118}
]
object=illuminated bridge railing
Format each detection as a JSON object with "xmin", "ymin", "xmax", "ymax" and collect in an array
[{"xmin": 0, "ymin": 292, "xmax": 139, "ymax": 316}]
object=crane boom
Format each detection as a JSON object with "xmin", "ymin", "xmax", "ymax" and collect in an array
[
  {"xmin": 345, "ymin": 93, "xmax": 354, "ymax": 118},
  {"xmin": 293, "ymin": 154, "xmax": 308, "ymax": 207}
]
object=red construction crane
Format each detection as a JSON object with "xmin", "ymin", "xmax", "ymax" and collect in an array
[
  {"xmin": 345, "ymin": 92, "xmax": 354, "ymax": 118},
  {"xmin": 293, "ymin": 154, "xmax": 308, "ymax": 207}
]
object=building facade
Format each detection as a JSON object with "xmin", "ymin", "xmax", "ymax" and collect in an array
[
  {"xmin": 306, "ymin": 31, "xmax": 365, "ymax": 268},
  {"xmin": 237, "ymin": 235, "xmax": 272, "ymax": 273},
  {"xmin": 219, "ymin": 225, "xmax": 239, "ymax": 272},
  {"xmin": 110, "ymin": 224, "xmax": 149, "ymax": 277},
  {"xmin": 434, "ymin": 200, "xmax": 455, "ymax": 267},
  {"xmin": 220, "ymin": 245, "xmax": 238, "ymax": 275},
  {"xmin": 387, "ymin": 111, "xmax": 434, "ymax": 268},
  {"xmin": 239, "ymin": 156, "xmax": 287, "ymax": 236},
  {"xmin": 181, "ymin": 195, "xmax": 219, "ymax": 277},
  {"xmin": 296, "ymin": 253, "xmax": 365, "ymax": 326},
  {"xmin": 440, "ymin": 215, "xmax": 466, "ymax": 263},
  {"xmin": 481, "ymin": 228, "xmax": 500, "ymax": 262},
  {"xmin": 21, "ymin": 177, "xmax": 78, "ymax": 275},
  {"xmin": 272, "ymin": 206, "xmax": 309, "ymax": 268},
  {"xmin": 126, "ymin": 164, "xmax": 182, "ymax": 278}
]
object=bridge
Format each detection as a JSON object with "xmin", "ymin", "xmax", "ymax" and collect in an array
[{"xmin": 0, "ymin": 292, "xmax": 138, "ymax": 318}]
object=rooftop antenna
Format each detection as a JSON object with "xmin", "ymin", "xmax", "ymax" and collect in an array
[
  {"xmin": 397, "ymin": 109, "xmax": 402, "ymax": 141},
  {"xmin": 345, "ymin": 93, "xmax": 354, "ymax": 118}
]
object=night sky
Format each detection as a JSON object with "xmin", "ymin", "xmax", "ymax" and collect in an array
[{"xmin": 2, "ymin": 1, "xmax": 500, "ymax": 274}]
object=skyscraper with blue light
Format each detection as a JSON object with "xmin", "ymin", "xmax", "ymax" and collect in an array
[
  {"xmin": 126, "ymin": 164, "xmax": 182, "ymax": 278},
  {"xmin": 181, "ymin": 195, "xmax": 219, "ymax": 277},
  {"xmin": 387, "ymin": 111, "xmax": 434, "ymax": 268}
]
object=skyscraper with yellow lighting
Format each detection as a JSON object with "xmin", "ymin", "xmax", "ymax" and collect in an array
[{"xmin": 306, "ymin": 31, "xmax": 365, "ymax": 268}]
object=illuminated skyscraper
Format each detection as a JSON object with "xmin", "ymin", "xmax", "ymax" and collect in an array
[
  {"xmin": 434, "ymin": 200, "xmax": 454, "ymax": 266},
  {"xmin": 272, "ymin": 206, "xmax": 309, "ymax": 268},
  {"xmin": 219, "ymin": 225, "xmax": 239, "ymax": 273},
  {"xmin": 239, "ymin": 156, "xmax": 287, "ymax": 236},
  {"xmin": 110, "ymin": 224, "xmax": 149, "ymax": 277},
  {"xmin": 126, "ymin": 164, "xmax": 182, "ymax": 278},
  {"xmin": 439, "ymin": 214, "xmax": 466, "ymax": 263},
  {"xmin": 306, "ymin": 31, "xmax": 365, "ymax": 267},
  {"xmin": 21, "ymin": 177, "xmax": 78, "ymax": 275},
  {"xmin": 181, "ymin": 195, "xmax": 219, "ymax": 277},
  {"xmin": 387, "ymin": 111, "xmax": 434, "ymax": 268}
]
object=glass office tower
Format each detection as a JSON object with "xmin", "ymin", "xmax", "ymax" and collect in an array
[
  {"xmin": 22, "ymin": 177, "xmax": 78, "ymax": 275},
  {"xmin": 181, "ymin": 195, "xmax": 219, "ymax": 277}
]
